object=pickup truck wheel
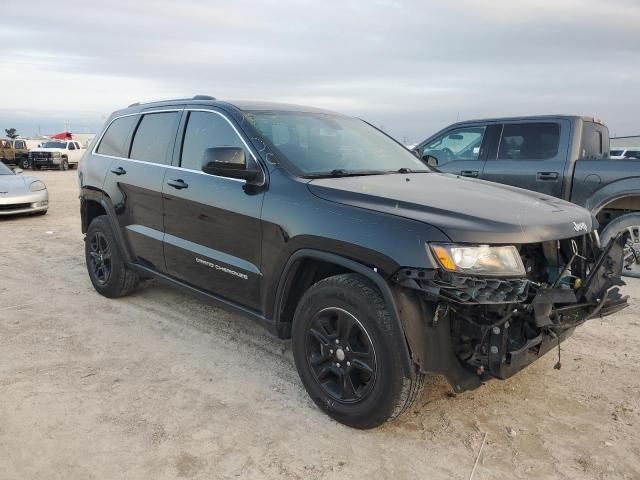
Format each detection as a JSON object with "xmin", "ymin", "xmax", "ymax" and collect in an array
[
  {"xmin": 292, "ymin": 273, "xmax": 424, "ymax": 429},
  {"xmin": 85, "ymin": 215, "xmax": 139, "ymax": 298},
  {"xmin": 59, "ymin": 159, "xmax": 69, "ymax": 171},
  {"xmin": 20, "ymin": 158, "xmax": 30, "ymax": 169},
  {"xmin": 600, "ymin": 212, "xmax": 640, "ymax": 278}
]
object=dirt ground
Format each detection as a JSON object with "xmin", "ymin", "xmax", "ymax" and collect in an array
[{"xmin": 1, "ymin": 170, "xmax": 639, "ymax": 480}]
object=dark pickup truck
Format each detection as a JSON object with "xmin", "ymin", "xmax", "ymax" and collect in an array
[{"xmin": 413, "ymin": 116, "xmax": 640, "ymax": 275}]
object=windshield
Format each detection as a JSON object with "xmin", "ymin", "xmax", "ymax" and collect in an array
[
  {"xmin": 610, "ymin": 150, "xmax": 624, "ymax": 156},
  {"xmin": 42, "ymin": 141, "xmax": 67, "ymax": 149},
  {"xmin": 245, "ymin": 111, "xmax": 428, "ymax": 176},
  {"xmin": 0, "ymin": 162, "xmax": 14, "ymax": 175}
]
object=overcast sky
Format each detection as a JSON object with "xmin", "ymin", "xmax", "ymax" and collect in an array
[{"xmin": 1, "ymin": 0, "xmax": 639, "ymax": 142}]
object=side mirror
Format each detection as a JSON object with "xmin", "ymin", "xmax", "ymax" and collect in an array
[
  {"xmin": 201, "ymin": 147, "xmax": 260, "ymax": 182},
  {"xmin": 424, "ymin": 155, "xmax": 439, "ymax": 167}
]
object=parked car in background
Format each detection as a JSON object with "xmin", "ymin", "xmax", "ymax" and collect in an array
[
  {"xmin": 413, "ymin": 115, "xmax": 640, "ymax": 276},
  {"xmin": 610, "ymin": 148, "xmax": 640, "ymax": 160},
  {"xmin": 29, "ymin": 140, "xmax": 83, "ymax": 170},
  {"xmin": 0, "ymin": 138, "xmax": 30, "ymax": 169},
  {"xmin": 79, "ymin": 98, "xmax": 626, "ymax": 428},
  {"xmin": 0, "ymin": 162, "xmax": 48, "ymax": 216}
]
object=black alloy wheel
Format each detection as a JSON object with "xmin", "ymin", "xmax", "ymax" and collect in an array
[
  {"xmin": 88, "ymin": 231, "xmax": 112, "ymax": 285},
  {"xmin": 306, "ymin": 307, "xmax": 377, "ymax": 403}
]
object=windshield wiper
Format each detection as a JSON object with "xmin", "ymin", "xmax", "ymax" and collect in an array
[{"xmin": 302, "ymin": 169, "xmax": 388, "ymax": 179}]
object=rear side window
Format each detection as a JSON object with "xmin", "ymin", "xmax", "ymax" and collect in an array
[
  {"xmin": 97, "ymin": 115, "xmax": 137, "ymax": 157},
  {"xmin": 129, "ymin": 112, "xmax": 179, "ymax": 164},
  {"xmin": 180, "ymin": 111, "xmax": 251, "ymax": 171},
  {"xmin": 498, "ymin": 123, "xmax": 560, "ymax": 160},
  {"xmin": 610, "ymin": 149, "xmax": 623, "ymax": 156},
  {"xmin": 581, "ymin": 122, "xmax": 608, "ymax": 160}
]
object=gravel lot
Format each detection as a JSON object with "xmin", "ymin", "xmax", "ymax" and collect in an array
[{"xmin": 1, "ymin": 170, "xmax": 639, "ymax": 480}]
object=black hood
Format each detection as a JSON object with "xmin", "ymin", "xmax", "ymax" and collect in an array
[{"xmin": 307, "ymin": 172, "xmax": 593, "ymax": 244}]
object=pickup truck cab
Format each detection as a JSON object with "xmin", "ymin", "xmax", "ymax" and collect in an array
[
  {"xmin": 413, "ymin": 116, "xmax": 640, "ymax": 275},
  {"xmin": 30, "ymin": 140, "xmax": 83, "ymax": 170},
  {"xmin": 1, "ymin": 138, "xmax": 30, "ymax": 169}
]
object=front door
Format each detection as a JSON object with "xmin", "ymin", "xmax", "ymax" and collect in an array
[
  {"xmin": 480, "ymin": 120, "xmax": 570, "ymax": 198},
  {"xmin": 162, "ymin": 109, "xmax": 264, "ymax": 310},
  {"xmin": 418, "ymin": 124, "xmax": 492, "ymax": 179},
  {"xmin": 100, "ymin": 110, "xmax": 181, "ymax": 272}
]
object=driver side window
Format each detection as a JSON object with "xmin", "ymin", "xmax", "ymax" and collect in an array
[{"xmin": 422, "ymin": 126, "xmax": 486, "ymax": 166}]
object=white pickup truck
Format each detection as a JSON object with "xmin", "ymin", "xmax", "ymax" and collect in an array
[{"xmin": 29, "ymin": 140, "xmax": 84, "ymax": 170}]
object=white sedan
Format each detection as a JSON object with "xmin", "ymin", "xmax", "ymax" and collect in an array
[{"xmin": 0, "ymin": 163, "xmax": 49, "ymax": 216}]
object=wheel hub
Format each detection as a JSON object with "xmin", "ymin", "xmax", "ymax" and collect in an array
[{"xmin": 305, "ymin": 307, "xmax": 377, "ymax": 404}]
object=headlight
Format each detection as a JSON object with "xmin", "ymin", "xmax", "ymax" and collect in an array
[
  {"xmin": 430, "ymin": 243, "xmax": 525, "ymax": 277},
  {"xmin": 52, "ymin": 152, "xmax": 61, "ymax": 157},
  {"xmin": 29, "ymin": 180, "xmax": 46, "ymax": 192}
]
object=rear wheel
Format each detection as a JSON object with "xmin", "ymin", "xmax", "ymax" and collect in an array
[
  {"xmin": 292, "ymin": 273, "xmax": 424, "ymax": 429},
  {"xmin": 600, "ymin": 213, "xmax": 640, "ymax": 278},
  {"xmin": 85, "ymin": 215, "xmax": 139, "ymax": 297},
  {"xmin": 20, "ymin": 157, "xmax": 30, "ymax": 169},
  {"xmin": 59, "ymin": 158, "xmax": 69, "ymax": 171}
]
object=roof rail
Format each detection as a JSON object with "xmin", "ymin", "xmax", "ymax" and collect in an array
[{"xmin": 192, "ymin": 95, "xmax": 216, "ymax": 100}]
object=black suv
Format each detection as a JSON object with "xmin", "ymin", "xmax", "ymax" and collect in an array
[{"xmin": 79, "ymin": 96, "xmax": 627, "ymax": 429}]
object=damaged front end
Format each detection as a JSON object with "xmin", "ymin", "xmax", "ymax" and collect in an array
[{"xmin": 393, "ymin": 232, "xmax": 628, "ymax": 393}]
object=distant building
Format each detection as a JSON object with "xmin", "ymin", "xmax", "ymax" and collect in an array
[{"xmin": 611, "ymin": 135, "xmax": 640, "ymax": 149}]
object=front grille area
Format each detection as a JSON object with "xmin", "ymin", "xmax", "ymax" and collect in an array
[
  {"xmin": 396, "ymin": 268, "xmax": 529, "ymax": 304},
  {"xmin": 0, "ymin": 203, "xmax": 30, "ymax": 211}
]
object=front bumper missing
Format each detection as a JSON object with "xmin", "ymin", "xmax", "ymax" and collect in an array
[{"xmin": 394, "ymin": 234, "xmax": 628, "ymax": 392}]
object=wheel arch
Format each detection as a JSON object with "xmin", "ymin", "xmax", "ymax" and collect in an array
[
  {"xmin": 274, "ymin": 249, "xmax": 413, "ymax": 376},
  {"xmin": 80, "ymin": 189, "xmax": 132, "ymax": 263}
]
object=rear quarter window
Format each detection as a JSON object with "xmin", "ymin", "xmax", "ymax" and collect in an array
[
  {"xmin": 96, "ymin": 115, "xmax": 137, "ymax": 157},
  {"xmin": 580, "ymin": 122, "xmax": 609, "ymax": 160}
]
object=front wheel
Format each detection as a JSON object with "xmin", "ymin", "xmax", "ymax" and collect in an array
[
  {"xmin": 59, "ymin": 159, "xmax": 69, "ymax": 171},
  {"xmin": 292, "ymin": 273, "xmax": 424, "ymax": 429},
  {"xmin": 20, "ymin": 157, "xmax": 30, "ymax": 169}
]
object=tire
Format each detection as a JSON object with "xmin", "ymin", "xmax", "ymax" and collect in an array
[
  {"xmin": 292, "ymin": 273, "xmax": 424, "ymax": 429},
  {"xmin": 20, "ymin": 157, "xmax": 30, "ymax": 169},
  {"xmin": 85, "ymin": 215, "xmax": 139, "ymax": 298},
  {"xmin": 600, "ymin": 212, "xmax": 640, "ymax": 278},
  {"xmin": 59, "ymin": 159, "xmax": 69, "ymax": 171}
]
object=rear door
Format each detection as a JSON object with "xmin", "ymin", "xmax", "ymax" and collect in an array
[
  {"xmin": 99, "ymin": 109, "xmax": 182, "ymax": 272},
  {"xmin": 417, "ymin": 124, "xmax": 495, "ymax": 178},
  {"xmin": 480, "ymin": 119, "xmax": 570, "ymax": 197},
  {"xmin": 162, "ymin": 108, "xmax": 265, "ymax": 310}
]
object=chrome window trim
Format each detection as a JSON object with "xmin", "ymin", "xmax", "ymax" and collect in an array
[{"xmin": 92, "ymin": 107, "xmax": 266, "ymax": 186}]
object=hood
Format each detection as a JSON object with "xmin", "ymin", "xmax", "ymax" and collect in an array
[
  {"xmin": 307, "ymin": 173, "xmax": 594, "ymax": 244},
  {"xmin": 0, "ymin": 175, "xmax": 29, "ymax": 195},
  {"xmin": 31, "ymin": 148, "xmax": 64, "ymax": 153}
]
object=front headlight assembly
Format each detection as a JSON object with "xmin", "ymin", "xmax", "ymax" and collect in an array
[
  {"xmin": 29, "ymin": 180, "xmax": 46, "ymax": 192},
  {"xmin": 430, "ymin": 243, "xmax": 525, "ymax": 277}
]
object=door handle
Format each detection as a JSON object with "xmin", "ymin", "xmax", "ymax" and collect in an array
[
  {"xmin": 460, "ymin": 170, "xmax": 479, "ymax": 177},
  {"xmin": 110, "ymin": 166, "xmax": 126, "ymax": 176},
  {"xmin": 536, "ymin": 171, "xmax": 559, "ymax": 181},
  {"xmin": 167, "ymin": 179, "xmax": 189, "ymax": 190}
]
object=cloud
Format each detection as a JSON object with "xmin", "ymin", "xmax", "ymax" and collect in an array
[{"xmin": 1, "ymin": 0, "xmax": 639, "ymax": 141}]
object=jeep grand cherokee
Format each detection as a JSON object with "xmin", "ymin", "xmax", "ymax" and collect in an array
[{"xmin": 79, "ymin": 96, "xmax": 627, "ymax": 429}]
